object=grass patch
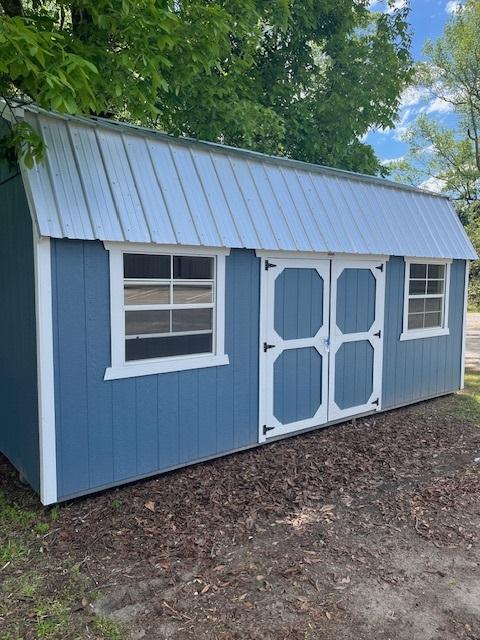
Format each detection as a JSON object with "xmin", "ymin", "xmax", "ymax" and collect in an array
[
  {"xmin": 438, "ymin": 370, "xmax": 480, "ymax": 424},
  {"xmin": 0, "ymin": 489, "xmax": 125, "ymax": 639},
  {"xmin": 93, "ymin": 618, "xmax": 126, "ymax": 640}
]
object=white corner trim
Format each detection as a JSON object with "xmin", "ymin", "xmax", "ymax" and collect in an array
[
  {"xmin": 400, "ymin": 328, "xmax": 450, "ymax": 341},
  {"xmin": 33, "ymin": 235, "xmax": 57, "ymax": 505},
  {"xmin": 105, "ymin": 354, "xmax": 229, "ymax": 380},
  {"xmin": 104, "ymin": 243, "xmax": 229, "ymax": 379},
  {"xmin": 461, "ymin": 260, "xmax": 470, "ymax": 389}
]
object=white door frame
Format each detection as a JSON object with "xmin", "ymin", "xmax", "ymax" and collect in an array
[
  {"xmin": 328, "ymin": 258, "xmax": 386, "ymax": 421},
  {"xmin": 258, "ymin": 256, "xmax": 330, "ymax": 442}
]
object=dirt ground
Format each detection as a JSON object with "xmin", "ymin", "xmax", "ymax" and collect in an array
[{"xmin": 1, "ymin": 374, "xmax": 480, "ymax": 640}]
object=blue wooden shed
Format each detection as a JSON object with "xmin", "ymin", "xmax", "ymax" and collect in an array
[{"xmin": 0, "ymin": 104, "xmax": 476, "ymax": 504}]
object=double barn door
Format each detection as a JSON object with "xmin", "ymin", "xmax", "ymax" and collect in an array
[{"xmin": 259, "ymin": 256, "xmax": 385, "ymax": 441}]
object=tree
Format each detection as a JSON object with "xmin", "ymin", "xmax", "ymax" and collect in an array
[
  {"xmin": 155, "ymin": 0, "xmax": 413, "ymax": 174},
  {"xmin": 0, "ymin": 0, "xmax": 233, "ymax": 165},
  {"xmin": 391, "ymin": 0, "xmax": 480, "ymax": 306},
  {"xmin": 0, "ymin": 0, "xmax": 413, "ymax": 174}
]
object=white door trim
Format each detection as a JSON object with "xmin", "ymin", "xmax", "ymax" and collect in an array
[
  {"xmin": 328, "ymin": 258, "xmax": 386, "ymax": 422},
  {"xmin": 258, "ymin": 256, "xmax": 330, "ymax": 442}
]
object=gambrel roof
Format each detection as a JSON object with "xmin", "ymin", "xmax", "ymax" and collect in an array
[{"xmin": 13, "ymin": 105, "xmax": 477, "ymax": 259}]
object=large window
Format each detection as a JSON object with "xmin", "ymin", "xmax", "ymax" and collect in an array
[
  {"xmin": 105, "ymin": 244, "xmax": 229, "ymax": 379},
  {"xmin": 401, "ymin": 259, "xmax": 451, "ymax": 341}
]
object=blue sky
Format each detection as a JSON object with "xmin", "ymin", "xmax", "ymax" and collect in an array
[{"xmin": 367, "ymin": 0, "xmax": 461, "ymax": 181}]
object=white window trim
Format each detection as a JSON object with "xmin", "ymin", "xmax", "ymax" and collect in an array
[
  {"xmin": 400, "ymin": 257, "xmax": 452, "ymax": 341},
  {"xmin": 103, "ymin": 243, "xmax": 230, "ymax": 380}
]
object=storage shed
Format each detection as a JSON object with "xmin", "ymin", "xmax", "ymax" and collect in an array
[{"xmin": 0, "ymin": 104, "xmax": 476, "ymax": 505}]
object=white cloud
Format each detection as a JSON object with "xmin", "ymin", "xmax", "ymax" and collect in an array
[
  {"xmin": 382, "ymin": 156, "xmax": 404, "ymax": 165},
  {"xmin": 425, "ymin": 96, "xmax": 453, "ymax": 114},
  {"xmin": 368, "ymin": 0, "xmax": 406, "ymax": 13},
  {"xmin": 419, "ymin": 176, "xmax": 445, "ymax": 193},
  {"xmin": 386, "ymin": 0, "xmax": 407, "ymax": 13},
  {"xmin": 399, "ymin": 86, "xmax": 429, "ymax": 109},
  {"xmin": 446, "ymin": 1, "xmax": 461, "ymax": 14}
]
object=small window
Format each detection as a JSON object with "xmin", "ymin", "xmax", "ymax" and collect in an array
[
  {"xmin": 123, "ymin": 253, "xmax": 215, "ymax": 362},
  {"xmin": 105, "ymin": 245, "xmax": 229, "ymax": 379},
  {"xmin": 401, "ymin": 259, "xmax": 451, "ymax": 341}
]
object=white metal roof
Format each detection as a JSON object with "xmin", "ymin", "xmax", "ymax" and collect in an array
[{"xmin": 15, "ymin": 106, "xmax": 477, "ymax": 259}]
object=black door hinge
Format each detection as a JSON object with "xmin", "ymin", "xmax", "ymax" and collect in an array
[
  {"xmin": 375, "ymin": 264, "xmax": 384, "ymax": 272},
  {"xmin": 265, "ymin": 260, "xmax": 277, "ymax": 271},
  {"xmin": 263, "ymin": 342, "xmax": 275, "ymax": 352},
  {"xmin": 373, "ymin": 330, "xmax": 381, "ymax": 338},
  {"xmin": 263, "ymin": 424, "xmax": 275, "ymax": 435},
  {"xmin": 372, "ymin": 398, "xmax": 379, "ymax": 406}
]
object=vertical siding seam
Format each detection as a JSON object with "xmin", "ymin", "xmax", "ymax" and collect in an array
[{"xmin": 82, "ymin": 243, "xmax": 91, "ymax": 488}]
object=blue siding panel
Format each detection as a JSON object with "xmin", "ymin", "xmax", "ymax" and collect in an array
[
  {"xmin": 0, "ymin": 162, "xmax": 39, "ymax": 491},
  {"xmin": 51, "ymin": 240, "xmax": 465, "ymax": 501},
  {"xmin": 52, "ymin": 241, "xmax": 260, "ymax": 499},
  {"xmin": 382, "ymin": 256, "xmax": 465, "ymax": 409}
]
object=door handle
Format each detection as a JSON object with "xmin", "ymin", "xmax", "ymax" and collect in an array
[
  {"xmin": 323, "ymin": 337, "xmax": 330, "ymax": 353},
  {"xmin": 373, "ymin": 330, "xmax": 381, "ymax": 338}
]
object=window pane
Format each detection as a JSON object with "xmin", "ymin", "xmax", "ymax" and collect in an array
[
  {"xmin": 427, "ymin": 264, "xmax": 445, "ymax": 279},
  {"xmin": 409, "ymin": 279, "xmax": 426, "ymax": 295},
  {"xmin": 408, "ymin": 298, "xmax": 424, "ymax": 314},
  {"xmin": 125, "ymin": 310, "xmax": 170, "ymax": 336},
  {"xmin": 424, "ymin": 312, "xmax": 442, "ymax": 328},
  {"xmin": 124, "ymin": 253, "xmax": 170, "ymax": 279},
  {"xmin": 410, "ymin": 263, "xmax": 427, "ymax": 278},
  {"xmin": 408, "ymin": 313, "xmax": 424, "ymax": 330},
  {"xmin": 425, "ymin": 297, "xmax": 442, "ymax": 312},
  {"xmin": 173, "ymin": 284, "xmax": 213, "ymax": 304},
  {"xmin": 173, "ymin": 256, "xmax": 213, "ymax": 280},
  {"xmin": 124, "ymin": 285, "xmax": 170, "ymax": 305},
  {"xmin": 126, "ymin": 333, "xmax": 213, "ymax": 361},
  {"xmin": 427, "ymin": 279, "xmax": 444, "ymax": 295},
  {"xmin": 172, "ymin": 308, "xmax": 212, "ymax": 332}
]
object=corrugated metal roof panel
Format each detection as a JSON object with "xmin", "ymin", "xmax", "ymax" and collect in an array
[{"xmin": 17, "ymin": 108, "xmax": 477, "ymax": 260}]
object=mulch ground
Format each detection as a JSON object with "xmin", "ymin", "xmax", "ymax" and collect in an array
[{"xmin": 1, "ymin": 392, "xmax": 480, "ymax": 639}]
